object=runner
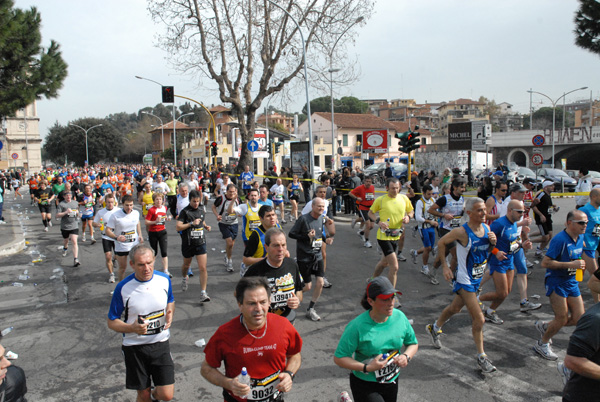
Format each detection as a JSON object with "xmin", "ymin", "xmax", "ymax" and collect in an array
[
  {"xmin": 485, "ymin": 181, "xmax": 508, "ymax": 224},
  {"xmin": 10, "ymin": 176, "xmax": 22, "ymax": 200},
  {"xmin": 368, "ymin": 178, "xmax": 414, "ymax": 288},
  {"xmin": 579, "ymin": 188, "xmax": 600, "ymax": 303},
  {"xmin": 241, "ymin": 205, "xmax": 281, "ymax": 276},
  {"xmin": 425, "ymin": 197, "xmax": 498, "ymax": 373},
  {"xmin": 165, "ymin": 172, "xmax": 179, "ymax": 218},
  {"xmin": 176, "ymin": 190, "xmax": 212, "ymax": 301},
  {"xmin": 531, "ymin": 180, "xmax": 557, "ymax": 258},
  {"xmin": 34, "ymin": 180, "xmax": 55, "ymax": 232},
  {"xmin": 349, "ymin": 176, "xmax": 376, "ymax": 248},
  {"xmin": 152, "ymin": 174, "xmax": 169, "ymax": 196},
  {"xmin": 229, "ymin": 188, "xmax": 261, "ymax": 247},
  {"xmin": 533, "ymin": 210, "xmax": 586, "ymax": 361},
  {"xmin": 175, "ymin": 183, "xmax": 190, "ymax": 218},
  {"xmin": 270, "ymin": 178, "xmax": 287, "ymax": 224},
  {"xmin": 27, "ymin": 174, "xmax": 38, "ymax": 204},
  {"xmin": 145, "ymin": 193, "xmax": 171, "ymax": 278},
  {"xmin": 56, "ymin": 190, "xmax": 81, "ymax": 267},
  {"xmin": 410, "ymin": 185, "xmax": 438, "ymax": 282},
  {"xmin": 286, "ymin": 175, "xmax": 302, "ymax": 221},
  {"xmin": 201, "ymin": 276, "xmax": 302, "ymax": 402},
  {"xmin": 258, "ymin": 184, "xmax": 274, "ymax": 207},
  {"xmin": 93, "ymin": 193, "xmax": 119, "ymax": 283},
  {"xmin": 78, "ymin": 184, "xmax": 97, "ymax": 244},
  {"xmin": 239, "ymin": 165, "xmax": 254, "ymax": 196},
  {"xmin": 212, "ymin": 183, "xmax": 241, "ymax": 272}
]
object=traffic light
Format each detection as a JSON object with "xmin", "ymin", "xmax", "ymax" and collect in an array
[
  {"xmin": 274, "ymin": 142, "xmax": 281, "ymax": 154},
  {"xmin": 162, "ymin": 86, "xmax": 174, "ymax": 103},
  {"xmin": 267, "ymin": 141, "xmax": 272, "ymax": 154},
  {"xmin": 396, "ymin": 131, "xmax": 410, "ymax": 153},
  {"xmin": 210, "ymin": 141, "xmax": 218, "ymax": 156},
  {"xmin": 407, "ymin": 131, "xmax": 421, "ymax": 152}
]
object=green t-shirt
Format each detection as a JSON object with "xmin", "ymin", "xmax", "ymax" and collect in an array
[
  {"xmin": 165, "ymin": 179, "xmax": 178, "ymax": 196},
  {"xmin": 52, "ymin": 183, "xmax": 65, "ymax": 196},
  {"xmin": 334, "ymin": 309, "xmax": 417, "ymax": 383}
]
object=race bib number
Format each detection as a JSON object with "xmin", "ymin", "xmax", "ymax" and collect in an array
[
  {"xmin": 249, "ymin": 372, "xmax": 281, "ymax": 402},
  {"xmin": 385, "ymin": 228, "xmax": 403, "ymax": 237},
  {"xmin": 293, "ymin": 189, "xmax": 300, "ymax": 196},
  {"xmin": 122, "ymin": 230, "xmax": 136, "ymax": 242},
  {"xmin": 524, "ymin": 199, "xmax": 532, "ymax": 208},
  {"xmin": 472, "ymin": 260, "xmax": 487, "ymax": 279},
  {"xmin": 509, "ymin": 239, "xmax": 520, "ymax": 254},
  {"xmin": 312, "ymin": 238, "xmax": 323, "ymax": 249},
  {"xmin": 158, "ymin": 215, "xmax": 167, "ymax": 223},
  {"xmin": 422, "ymin": 222, "xmax": 431, "ymax": 229},
  {"xmin": 68, "ymin": 210, "xmax": 78, "ymax": 218},
  {"xmin": 450, "ymin": 216, "xmax": 461, "ymax": 228},
  {"xmin": 365, "ymin": 193, "xmax": 374, "ymax": 201},
  {"xmin": 275, "ymin": 194, "xmax": 283, "ymax": 200},
  {"xmin": 224, "ymin": 213, "xmax": 237, "ymax": 223},
  {"xmin": 375, "ymin": 361, "xmax": 401, "ymax": 383},
  {"xmin": 190, "ymin": 227, "xmax": 205, "ymax": 245},
  {"xmin": 593, "ymin": 224, "xmax": 600, "ymax": 237},
  {"xmin": 271, "ymin": 290, "xmax": 293, "ymax": 304},
  {"xmin": 139, "ymin": 309, "xmax": 166, "ymax": 335},
  {"xmin": 249, "ymin": 220, "xmax": 260, "ymax": 230}
]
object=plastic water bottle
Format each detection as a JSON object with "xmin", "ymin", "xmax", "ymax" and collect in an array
[
  {"xmin": 338, "ymin": 391, "xmax": 353, "ymax": 402},
  {"xmin": 0, "ymin": 327, "xmax": 13, "ymax": 337},
  {"xmin": 237, "ymin": 367, "xmax": 251, "ymax": 399}
]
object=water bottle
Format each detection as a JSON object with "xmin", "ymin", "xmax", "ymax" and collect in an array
[
  {"xmin": 338, "ymin": 391, "xmax": 353, "ymax": 402},
  {"xmin": 100, "ymin": 217, "xmax": 104, "ymax": 232},
  {"xmin": 0, "ymin": 327, "xmax": 13, "ymax": 337},
  {"xmin": 576, "ymin": 258, "xmax": 584, "ymax": 282},
  {"xmin": 237, "ymin": 367, "xmax": 251, "ymax": 399}
]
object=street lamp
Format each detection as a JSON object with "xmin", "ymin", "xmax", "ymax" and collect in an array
[
  {"xmin": 174, "ymin": 112, "xmax": 194, "ymax": 167},
  {"xmin": 527, "ymin": 87, "xmax": 587, "ymax": 167},
  {"xmin": 142, "ymin": 111, "xmax": 165, "ymax": 155},
  {"xmin": 70, "ymin": 123, "xmax": 103, "ymax": 166},
  {"xmin": 266, "ymin": 0, "xmax": 314, "ymax": 176},
  {"xmin": 329, "ymin": 16, "xmax": 364, "ymax": 171}
]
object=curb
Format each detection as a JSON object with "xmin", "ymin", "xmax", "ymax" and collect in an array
[{"xmin": 0, "ymin": 205, "xmax": 26, "ymax": 257}]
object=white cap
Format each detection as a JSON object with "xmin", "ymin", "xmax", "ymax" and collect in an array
[{"xmin": 542, "ymin": 180, "xmax": 554, "ymax": 188}]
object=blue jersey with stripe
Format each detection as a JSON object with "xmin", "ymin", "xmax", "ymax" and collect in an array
[{"xmin": 455, "ymin": 223, "xmax": 490, "ymax": 285}]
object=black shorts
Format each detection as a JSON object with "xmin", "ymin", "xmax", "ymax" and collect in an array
[
  {"xmin": 122, "ymin": 340, "xmax": 174, "ymax": 390},
  {"xmin": 439, "ymin": 228, "xmax": 457, "ymax": 249},
  {"xmin": 377, "ymin": 240, "xmax": 398, "ymax": 257},
  {"xmin": 61, "ymin": 229, "xmax": 79, "ymax": 239},
  {"xmin": 218, "ymin": 222, "xmax": 238, "ymax": 240},
  {"xmin": 149, "ymin": 230, "xmax": 168, "ymax": 258},
  {"xmin": 102, "ymin": 238, "xmax": 115, "ymax": 253},
  {"xmin": 290, "ymin": 194, "xmax": 300, "ymax": 202},
  {"xmin": 358, "ymin": 209, "xmax": 372, "ymax": 222},
  {"xmin": 182, "ymin": 242, "xmax": 207, "ymax": 258},
  {"xmin": 536, "ymin": 220, "xmax": 553, "ymax": 236},
  {"xmin": 298, "ymin": 258, "xmax": 324, "ymax": 281},
  {"xmin": 38, "ymin": 204, "xmax": 52, "ymax": 213},
  {"xmin": 115, "ymin": 251, "xmax": 130, "ymax": 257},
  {"xmin": 349, "ymin": 373, "xmax": 398, "ymax": 402}
]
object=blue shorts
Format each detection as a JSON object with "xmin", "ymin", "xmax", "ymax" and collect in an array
[
  {"xmin": 218, "ymin": 222, "xmax": 238, "ymax": 240},
  {"xmin": 489, "ymin": 259, "xmax": 515, "ymax": 275},
  {"xmin": 419, "ymin": 227, "xmax": 436, "ymax": 248},
  {"xmin": 273, "ymin": 199, "xmax": 284, "ymax": 205},
  {"xmin": 514, "ymin": 248, "xmax": 527, "ymax": 275},
  {"xmin": 545, "ymin": 276, "xmax": 581, "ymax": 298},
  {"xmin": 453, "ymin": 281, "xmax": 480, "ymax": 294},
  {"xmin": 583, "ymin": 249, "xmax": 596, "ymax": 259}
]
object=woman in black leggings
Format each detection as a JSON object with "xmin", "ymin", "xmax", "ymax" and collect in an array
[{"xmin": 145, "ymin": 193, "xmax": 171, "ymax": 277}]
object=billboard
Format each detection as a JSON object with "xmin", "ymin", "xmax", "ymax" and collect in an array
[
  {"xmin": 290, "ymin": 141, "xmax": 310, "ymax": 176},
  {"xmin": 448, "ymin": 122, "xmax": 472, "ymax": 151},
  {"xmin": 362, "ymin": 130, "xmax": 388, "ymax": 153}
]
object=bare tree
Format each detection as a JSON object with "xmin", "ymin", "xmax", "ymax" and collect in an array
[{"xmin": 148, "ymin": 0, "xmax": 372, "ymax": 171}]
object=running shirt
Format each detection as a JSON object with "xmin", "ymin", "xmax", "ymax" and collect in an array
[
  {"xmin": 28, "ymin": 178, "xmax": 37, "ymax": 191},
  {"xmin": 52, "ymin": 183, "xmax": 65, "ymax": 197},
  {"xmin": 534, "ymin": 191, "xmax": 553, "ymax": 224},
  {"xmin": 486, "ymin": 195, "xmax": 503, "ymax": 225},
  {"xmin": 214, "ymin": 195, "xmax": 240, "ymax": 225},
  {"xmin": 35, "ymin": 188, "xmax": 53, "ymax": 205},
  {"xmin": 146, "ymin": 205, "xmax": 168, "ymax": 232},
  {"xmin": 289, "ymin": 213, "xmax": 328, "ymax": 262},
  {"xmin": 94, "ymin": 206, "xmax": 119, "ymax": 241},
  {"xmin": 78, "ymin": 193, "xmax": 96, "ymax": 217},
  {"xmin": 289, "ymin": 182, "xmax": 301, "ymax": 199},
  {"xmin": 270, "ymin": 184, "xmax": 285, "ymax": 203},
  {"xmin": 178, "ymin": 205, "xmax": 207, "ymax": 247},
  {"xmin": 59, "ymin": 200, "xmax": 80, "ymax": 231},
  {"xmin": 455, "ymin": 223, "xmax": 490, "ymax": 286},
  {"xmin": 240, "ymin": 171, "xmax": 254, "ymax": 189},
  {"xmin": 489, "ymin": 216, "xmax": 519, "ymax": 270},
  {"xmin": 350, "ymin": 184, "xmax": 376, "ymax": 211},
  {"xmin": 580, "ymin": 203, "xmax": 600, "ymax": 251},
  {"xmin": 234, "ymin": 203, "xmax": 261, "ymax": 242},
  {"xmin": 165, "ymin": 179, "xmax": 178, "ymax": 196},
  {"xmin": 176, "ymin": 194, "xmax": 190, "ymax": 216},
  {"xmin": 152, "ymin": 181, "xmax": 169, "ymax": 195},
  {"xmin": 370, "ymin": 194, "xmax": 413, "ymax": 241},
  {"xmin": 436, "ymin": 193, "xmax": 465, "ymax": 230},
  {"xmin": 141, "ymin": 191, "xmax": 154, "ymax": 217},
  {"xmin": 415, "ymin": 197, "xmax": 436, "ymax": 229},
  {"xmin": 545, "ymin": 230, "xmax": 584, "ymax": 280},
  {"xmin": 203, "ymin": 313, "xmax": 302, "ymax": 402},
  {"xmin": 523, "ymin": 190, "xmax": 534, "ymax": 213},
  {"xmin": 107, "ymin": 208, "xmax": 141, "ymax": 253},
  {"xmin": 108, "ymin": 271, "xmax": 174, "ymax": 346},
  {"xmin": 243, "ymin": 225, "xmax": 268, "ymax": 259}
]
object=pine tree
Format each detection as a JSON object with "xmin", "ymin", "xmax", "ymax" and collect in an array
[
  {"xmin": 574, "ymin": 0, "xmax": 600, "ymax": 56},
  {"xmin": 0, "ymin": 0, "xmax": 68, "ymax": 118}
]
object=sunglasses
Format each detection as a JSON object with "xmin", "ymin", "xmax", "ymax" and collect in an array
[
  {"xmin": 572, "ymin": 220, "xmax": 588, "ymax": 226},
  {"xmin": 512, "ymin": 209, "xmax": 524, "ymax": 213},
  {"xmin": 499, "ymin": 189, "xmax": 507, "ymax": 192}
]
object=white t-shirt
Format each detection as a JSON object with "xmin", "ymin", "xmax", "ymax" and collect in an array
[
  {"xmin": 94, "ymin": 207, "xmax": 119, "ymax": 241},
  {"xmin": 176, "ymin": 195, "xmax": 190, "ymax": 216},
  {"xmin": 270, "ymin": 184, "xmax": 285, "ymax": 202},
  {"xmin": 107, "ymin": 208, "xmax": 140, "ymax": 252},
  {"xmin": 152, "ymin": 181, "xmax": 170, "ymax": 195},
  {"xmin": 302, "ymin": 200, "xmax": 329, "ymax": 216}
]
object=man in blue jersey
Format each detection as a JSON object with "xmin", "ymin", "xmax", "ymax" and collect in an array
[
  {"xmin": 533, "ymin": 210, "xmax": 587, "ymax": 361},
  {"xmin": 479, "ymin": 200, "xmax": 532, "ymax": 324},
  {"xmin": 580, "ymin": 188, "xmax": 600, "ymax": 302},
  {"xmin": 239, "ymin": 165, "xmax": 254, "ymax": 196},
  {"xmin": 107, "ymin": 243, "xmax": 175, "ymax": 402},
  {"xmin": 426, "ymin": 197, "xmax": 498, "ymax": 373}
]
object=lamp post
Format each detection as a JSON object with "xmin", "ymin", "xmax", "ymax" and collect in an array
[
  {"xmin": 266, "ymin": 0, "xmax": 314, "ymax": 176},
  {"xmin": 527, "ymin": 87, "xmax": 587, "ymax": 167},
  {"xmin": 329, "ymin": 16, "xmax": 364, "ymax": 171},
  {"xmin": 174, "ymin": 113, "xmax": 194, "ymax": 168},
  {"xmin": 70, "ymin": 123, "xmax": 103, "ymax": 166},
  {"xmin": 142, "ymin": 111, "xmax": 165, "ymax": 157}
]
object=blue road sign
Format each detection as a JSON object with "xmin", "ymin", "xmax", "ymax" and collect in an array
[
  {"xmin": 248, "ymin": 140, "xmax": 259, "ymax": 152},
  {"xmin": 532, "ymin": 135, "xmax": 545, "ymax": 147}
]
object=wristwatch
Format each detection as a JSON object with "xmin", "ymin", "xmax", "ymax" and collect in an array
[
  {"xmin": 283, "ymin": 370, "xmax": 295, "ymax": 381},
  {"xmin": 403, "ymin": 353, "xmax": 411, "ymax": 363}
]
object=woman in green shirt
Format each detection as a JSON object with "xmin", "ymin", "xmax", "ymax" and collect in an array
[{"xmin": 334, "ymin": 277, "xmax": 418, "ymax": 402}]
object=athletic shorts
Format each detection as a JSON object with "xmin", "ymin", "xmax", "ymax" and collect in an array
[
  {"xmin": 38, "ymin": 204, "xmax": 52, "ymax": 213},
  {"xmin": 358, "ymin": 209, "xmax": 372, "ymax": 222},
  {"xmin": 273, "ymin": 199, "xmax": 284, "ymax": 205},
  {"xmin": 453, "ymin": 281, "xmax": 480, "ymax": 294},
  {"xmin": 115, "ymin": 251, "xmax": 130, "ymax": 257},
  {"xmin": 545, "ymin": 276, "xmax": 581, "ymax": 298},
  {"xmin": 61, "ymin": 229, "xmax": 79, "ymax": 239},
  {"xmin": 122, "ymin": 340, "xmax": 174, "ymax": 390},
  {"xmin": 583, "ymin": 249, "xmax": 596, "ymax": 259},
  {"xmin": 218, "ymin": 222, "xmax": 238, "ymax": 240},
  {"xmin": 349, "ymin": 373, "xmax": 398, "ymax": 402},
  {"xmin": 290, "ymin": 195, "xmax": 300, "ymax": 202},
  {"xmin": 439, "ymin": 227, "xmax": 457, "ymax": 249},
  {"xmin": 182, "ymin": 243, "xmax": 207, "ymax": 259},
  {"xmin": 536, "ymin": 220, "xmax": 552, "ymax": 236},
  {"xmin": 149, "ymin": 230, "xmax": 168, "ymax": 258},
  {"xmin": 102, "ymin": 238, "xmax": 115, "ymax": 254},
  {"xmin": 514, "ymin": 248, "xmax": 527, "ymax": 275},
  {"xmin": 298, "ymin": 258, "xmax": 324, "ymax": 282},
  {"xmin": 419, "ymin": 227, "xmax": 436, "ymax": 248},
  {"xmin": 489, "ymin": 259, "xmax": 515, "ymax": 275},
  {"xmin": 377, "ymin": 240, "xmax": 398, "ymax": 257},
  {"xmin": 81, "ymin": 214, "xmax": 94, "ymax": 221}
]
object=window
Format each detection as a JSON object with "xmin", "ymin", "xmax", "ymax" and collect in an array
[
  {"xmin": 314, "ymin": 155, "xmax": 320, "ymax": 168},
  {"xmin": 325, "ymin": 155, "xmax": 332, "ymax": 170},
  {"xmin": 343, "ymin": 134, "xmax": 348, "ymax": 147}
]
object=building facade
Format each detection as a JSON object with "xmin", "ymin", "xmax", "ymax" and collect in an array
[{"xmin": 1, "ymin": 102, "xmax": 42, "ymax": 173}]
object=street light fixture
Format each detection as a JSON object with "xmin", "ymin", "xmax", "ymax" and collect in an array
[
  {"xmin": 142, "ymin": 111, "xmax": 165, "ymax": 155},
  {"xmin": 527, "ymin": 86, "xmax": 588, "ymax": 167},
  {"xmin": 70, "ymin": 123, "xmax": 103, "ymax": 166},
  {"xmin": 329, "ymin": 16, "xmax": 364, "ymax": 171}
]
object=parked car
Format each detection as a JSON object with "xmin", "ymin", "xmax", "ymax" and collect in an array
[
  {"xmin": 587, "ymin": 170, "xmax": 600, "ymax": 186},
  {"xmin": 363, "ymin": 162, "xmax": 408, "ymax": 186},
  {"xmin": 537, "ymin": 168, "xmax": 577, "ymax": 192}
]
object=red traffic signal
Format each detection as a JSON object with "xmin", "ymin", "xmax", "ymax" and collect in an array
[
  {"xmin": 211, "ymin": 142, "xmax": 217, "ymax": 147},
  {"xmin": 161, "ymin": 86, "xmax": 174, "ymax": 103}
]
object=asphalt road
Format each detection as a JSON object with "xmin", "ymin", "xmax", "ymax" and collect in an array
[{"xmin": 0, "ymin": 193, "xmax": 591, "ymax": 401}]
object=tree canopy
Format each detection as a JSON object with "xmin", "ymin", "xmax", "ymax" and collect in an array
[
  {"xmin": 303, "ymin": 96, "xmax": 368, "ymax": 115},
  {"xmin": 574, "ymin": 0, "xmax": 600, "ymax": 57},
  {"xmin": 521, "ymin": 106, "xmax": 573, "ymax": 130},
  {"xmin": 0, "ymin": 0, "xmax": 68, "ymax": 118}
]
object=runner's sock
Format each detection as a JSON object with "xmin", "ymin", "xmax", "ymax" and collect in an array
[
  {"xmin": 43, "ymin": 219, "xmax": 48, "ymax": 227},
  {"xmin": 308, "ymin": 301, "xmax": 316, "ymax": 310}
]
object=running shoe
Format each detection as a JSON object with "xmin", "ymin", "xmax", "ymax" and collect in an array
[
  {"xmin": 187, "ymin": 269, "xmax": 194, "ymax": 277},
  {"xmin": 73, "ymin": 258, "xmax": 81, "ymax": 267},
  {"xmin": 357, "ymin": 230, "xmax": 365, "ymax": 242},
  {"xmin": 223, "ymin": 255, "xmax": 228, "ymax": 266},
  {"xmin": 48, "ymin": 220, "xmax": 53, "ymax": 227},
  {"xmin": 82, "ymin": 233, "xmax": 86, "ymax": 242},
  {"xmin": 182, "ymin": 277, "xmax": 188, "ymax": 292},
  {"xmin": 410, "ymin": 249, "xmax": 418, "ymax": 264},
  {"xmin": 426, "ymin": 324, "xmax": 442, "ymax": 349},
  {"xmin": 520, "ymin": 300, "xmax": 542, "ymax": 312},
  {"xmin": 535, "ymin": 320, "xmax": 549, "ymax": 340},
  {"xmin": 44, "ymin": 227, "xmax": 48, "ymax": 232},
  {"xmin": 534, "ymin": 340, "xmax": 558, "ymax": 361},
  {"xmin": 412, "ymin": 225, "xmax": 418, "ymax": 238},
  {"xmin": 164, "ymin": 270, "xmax": 173, "ymax": 278},
  {"xmin": 484, "ymin": 310, "xmax": 504, "ymax": 325},
  {"xmin": 306, "ymin": 308, "xmax": 321, "ymax": 321},
  {"xmin": 226, "ymin": 260, "xmax": 234, "ymax": 272},
  {"xmin": 351, "ymin": 217, "xmax": 357, "ymax": 229},
  {"xmin": 432, "ymin": 245, "xmax": 438, "ymax": 257},
  {"xmin": 557, "ymin": 361, "xmax": 572, "ymax": 386},
  {"xmin": 91, "ymin": 237, "xmax": 96, "ymax": 245},
  {"xmin": 420, "ymin": 265, "xmax": 430, "ymax": 276},
  {"xmin": 397, "ymin": 252, "xmax": 407, "ymax": 262},
  {"xmin": 526, "ymin": 260, "xmax": 534, "ymax": 269},
  {"xmin": 282, "ymin": 219, "xmax": 287, "ymax": 224},
  {"xmin": 429, "ymin": 274, "xmax": 440, "ymax": 285},
  {"xmin": 199, "ymin": 291, "xmax": 211, "ymax": 302},
  {"xmin": 477, "ymin": 354, "xmax": 497, "ymax": 373},
  {"xmin": 364, "ymin": 240, "xmax": 372, "ymax": 248},
  {"xmin": 323, "ymin": 277, "xmax": 333, "ymax": 288},
  {"xmin": 62, "ymin": 247, "xmax": 68, "ymax": 257},
  {"xmin": 108, "ymin": 273, "xmax": 115, "ymax": 283}
]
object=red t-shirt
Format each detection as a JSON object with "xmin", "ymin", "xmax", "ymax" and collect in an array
[
  {"xmin": 146, "ymin": 206, "xmax": 167, "ymax": 232},
  {"xmin": 204, "ymin": 313, "xmax": 303, "ymax": 402},
  {"xmin": 350, "ymin": 184, "xmax": 376, "ymax": 210},
  {"xmin": 523, "ymin": 190, "xmax": 534, "ymax": 214}
]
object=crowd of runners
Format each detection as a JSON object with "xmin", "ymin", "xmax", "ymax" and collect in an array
[{"xmin": 2, "ymin": 163, "xmax": 600, "ymax": 402}]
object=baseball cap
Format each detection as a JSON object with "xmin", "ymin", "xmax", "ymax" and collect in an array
[
  {"xmin": 522, "ymin": 178, "xmax": 536, "ymax": 185},
  {"xmin": 366, "ymin": 277, "xmax": 402, "ymax": 300},
  {"xmin": 509, "ymin": 183, "xmax": 526, "ymax": 193},
  {"xmin": 542, "ymin": 180, "xmax": 554, "ymax": 188}
]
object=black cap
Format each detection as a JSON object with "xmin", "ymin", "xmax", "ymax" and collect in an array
[
  {"xmin": 523, "ymin": 178, "xmax": 536, "ymax": 185},
  {"xmin": 366, "ymin": 277, "xmax": 402, "ymax": 299}
]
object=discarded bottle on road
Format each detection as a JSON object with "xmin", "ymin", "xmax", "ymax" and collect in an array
[
  {"xmin": 338, "ymin": 391, "xmax": 353, "ymax": 402},
  {"xmin": 0, "ymin": 327, "xmax": 13, "ymax": 337},
  {"xmin": 237, "ymin": 367, "xmax": 251, "ymax": 399},
  {"xmin": 32, "ymin": 258, "xmax": 43, "ymax": 263},
  {"xmin": 11, "ymin": 283, "xmax": 24, "ymax": 287}
]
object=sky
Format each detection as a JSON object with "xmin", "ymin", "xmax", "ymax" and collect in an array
[{"xmin": 13, "ymin": 0, "xmax": 600, "ymax": 140}]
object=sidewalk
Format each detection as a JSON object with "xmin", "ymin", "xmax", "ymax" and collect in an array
[{"xmin": 0, "ymin": 195, "xmax": 26, "ymax": 257}]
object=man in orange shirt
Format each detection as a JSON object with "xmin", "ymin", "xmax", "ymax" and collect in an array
[
  {"xmin": 349, "ymin": 176, "xmax": 376, "ymax": 248},
  {"xmin": 28, "ymin": 175, "xmax": 38, "ymax": 205}
]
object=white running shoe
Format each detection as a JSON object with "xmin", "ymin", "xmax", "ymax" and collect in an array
[
  {"xmin": 306, "ymin": 308, "xmax": 321, "ymax": 321},
  {"xmin": 534, "ymin": 340, "xmax": 558, "ymax": 361},
  {"xmin": 108, "ymin": 273, "xmax": 115, "ymax": 283},
  {"xmin": 410, "ymin": 249, "xmax": 418, "ymax": 264},
  {"xmin": 182, "ymin": 277, "xmax": 189, "ymax": 292},
  {"xmin": 357, "ymin": 230, "xmax": 365, "ymax": 242},
  {"xmin": 397, "ymin": 252, "xmax": 407, "ymax": 262},
  {"xmin": 364, "ymin": 240, "xmax": 372, "ymax": 248}
]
